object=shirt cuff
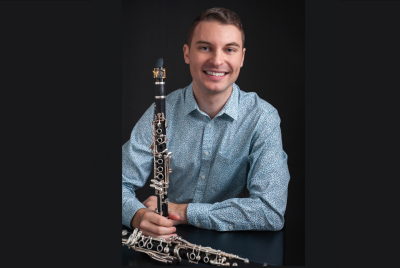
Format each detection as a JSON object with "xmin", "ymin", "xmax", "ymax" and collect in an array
[
  {"xmin": 187, "ymin": 203, "xmax": 212, "ymax": 229},
  {"xmin": 122, "ymin": 197, "xmax": 147, "ymax": 229}
]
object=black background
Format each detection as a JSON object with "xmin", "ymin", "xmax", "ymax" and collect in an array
[
  {"xmin": 122, "ymin": 0, "xmax": 305, "ymax": 266},
  {"xmin": 4, "ymin": 0, "xmax": 398, "ymax": 267}
]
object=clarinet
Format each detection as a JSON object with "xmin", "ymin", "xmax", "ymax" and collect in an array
[
  {"xmin": 122, "ymin": 228, "xmax": 256, "ymax": 266},
  {"xmin": 123, "ymin": 58, "xmax": 265, "ymax": 266},
  {"xmin": 149, "ymin": 58, "xmax": 172, "ymax": 217}
]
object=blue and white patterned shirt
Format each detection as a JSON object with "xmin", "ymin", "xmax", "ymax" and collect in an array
[{"xmin": 122, "ymin": 83, "xmax": 290, "ymax": 231}]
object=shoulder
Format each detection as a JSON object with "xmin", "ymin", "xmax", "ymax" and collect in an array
[
  {"xmin": 236, "ymin": 85, "xmax": 278, "ymax": 121},
  {"xmin": 164, "ymin": 85, "xmax": 192, "ymax": 118},
  {"xmin": 235, "ymin": 85, "xmax": 281, "ymax": 145},
  {"xmin": 165, "ymin": 85, "xmax": 189, "ymax": 104},
  {"xmin": 141, "ymin": 86, "xmax": 187, "ymax": 122}
]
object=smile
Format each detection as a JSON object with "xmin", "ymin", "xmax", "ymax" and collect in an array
[
  {"xmin": 203, "ymin": 71, "xmax": 229, "ymax": 81},
  {"xmin": 204, "ymin": 71, "xmax": 227, "ymax": 76}
]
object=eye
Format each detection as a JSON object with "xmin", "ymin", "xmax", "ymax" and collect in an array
[
  {"xmin": 200, "ymin": 46, "xmax": 209, "ymax": 51},
  {"xmin": 227, "ymin": 48, "xmax": 235, "ymax": 53}
]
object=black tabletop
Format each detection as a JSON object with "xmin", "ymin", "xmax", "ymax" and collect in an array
[{"xmin": 122, "ymin": 224, "xmax": 284, "ymax": 266}]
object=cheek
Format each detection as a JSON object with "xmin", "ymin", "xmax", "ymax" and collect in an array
[
  {"xmin": 190, "ymin": 60, "xmax": 202, "ymax": 74},
  {"xmin": 189, "ymin": 64, "xmax": 197, "ymax": 76},
  {"xmin": 234, "ymin": 59, "xmax": 243, "ymax": 71},
  {"xmin": 191, "ymin": 55, "xmax": 207, "ymax": 69}
]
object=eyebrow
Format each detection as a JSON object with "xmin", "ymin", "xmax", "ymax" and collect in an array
[
  {"xmin": 194, "ymin": 40, "xmax": 241, "ymax": 48},
  {"xmin": 225, "ymin": 42, "xmax": 241, "ymax": 48}
]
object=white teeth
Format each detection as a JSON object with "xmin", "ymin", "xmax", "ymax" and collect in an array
[{"xmin": 206, "ymin": 71, "xmax": 226, "ymax": 76}]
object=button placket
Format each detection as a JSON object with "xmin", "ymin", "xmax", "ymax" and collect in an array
[
  {"xmin": 193, "ymin": 120, "xmax": 213, "ymax": 202},
  {"xmin": 202, "ymin": 121, "xmax": 212, "ymax": 160}
]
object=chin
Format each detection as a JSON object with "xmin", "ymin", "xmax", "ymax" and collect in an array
[
  {"xmin": 204, "ymin": 83, "xmax": 230, "ymax": 94},
  {"xmin": 204, "ymin": 87, "xmax": 225, "ymax": 94}
]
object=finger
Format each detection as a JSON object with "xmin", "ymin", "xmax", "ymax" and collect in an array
[
  {"xmin": 168, "ymin": 213, "xmax": 180, "ymax": 221},
  {"xmin": 144, "ymin": 215, "xmax": 176, "ymax": 233},
  {"xmin": 141, "ymin": 230, "xmax": 178, "ymax": 239},
  {"xmin": 143, "ymin": 201, "xmax": 155, "ymax": 207},
  {"xmin": 142, "ymin": 197, "xmax": 151, "ymax": 205},
  {"xmin": 147, "ymin": 206, "xmax": 156, "ymax": 212},
  {"xmin": 143, "ymin": 223, "xmax": 177, "ymax": 237},
  {"xmin": 140, "ymin": 217, "xmax": 177, "ymax": 235},
  {"xmin": 147, "ymin": 224, "xmax": 177, "ymax": 236},
  {"xmin": 147, "ymin": 213, "xmax": 174, "ymax": 227},
  {"xmin": 171, "ymin": 220, "xmax": 180, "ymax": 226},
  {"xmin": 143, "ymin": 196, "xmax": 156, "ymax": 205}
]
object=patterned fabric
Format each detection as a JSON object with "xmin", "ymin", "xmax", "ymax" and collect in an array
[{"xmin": 122, "ymin": 83, "xmax": 290, "ymax": 231}]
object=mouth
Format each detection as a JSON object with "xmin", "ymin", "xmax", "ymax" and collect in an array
[
  {"xmin": 203, "ymin": 70, "xmax": 229, "ymax": 77},
  {"xmin": 203, "ymin": 71, "xmax": 229, "ymax": 80}
]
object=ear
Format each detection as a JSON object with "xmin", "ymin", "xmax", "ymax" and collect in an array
[
  {"xmin": 183, "ymin": 44, "xmax": 190, "ymax": 64},
  {"xmin": 240, "ymin": 48, "xmax": 246, "ymax": 67}
]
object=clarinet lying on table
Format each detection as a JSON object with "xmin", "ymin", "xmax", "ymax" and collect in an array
[
  {"xmin": 122, "ymin": 58, "xmax": 259, "ymax": 266},
  {"xmin": 122, "ymin": 228, "xmax": 252, "ymax": 266}
]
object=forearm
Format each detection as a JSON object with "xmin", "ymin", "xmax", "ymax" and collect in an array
[
  {"xmin": 121, "ymin": 127, "xmax": 153, "ymax": 228},
  {"xmin": 122, "ymin": 189, "xmax": 147, "ymax": 228},
  {"xmin": 121, "ymin": 104, "xmax": 155, "ymax": 228},
  {"xmin": 187, "ymin": 196, "xmax": 286, "ymax": 231}
]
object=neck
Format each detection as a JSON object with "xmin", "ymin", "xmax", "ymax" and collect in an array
[{"xmin": 192, "ymin": 83, "xmax": 233, "ymax": 119}]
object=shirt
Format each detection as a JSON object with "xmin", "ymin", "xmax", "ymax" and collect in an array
[{"xmin": 122, "ymin": 82, "xmax": 290, "ymax": 231}]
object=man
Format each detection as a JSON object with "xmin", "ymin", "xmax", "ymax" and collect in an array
[{"xmin": 122, "ymin": 7, "xmax": 290, "ymax": 239}]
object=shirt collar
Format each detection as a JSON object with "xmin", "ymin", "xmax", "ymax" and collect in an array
[
  {"xmin": 183, "ymin": 82, "xmax": 199, "ymax": 116},
  {"xmin": 184, "ymin": 82, "xmax": 239, "ymax": 121},
  {"xmin": 218, "ymin": 83, "xmax": 239, "ymax": 121}
]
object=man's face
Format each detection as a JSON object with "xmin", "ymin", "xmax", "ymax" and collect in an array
[{"xmin": 183, "ymin": 20, "xmax": 245, "ymax": 96}]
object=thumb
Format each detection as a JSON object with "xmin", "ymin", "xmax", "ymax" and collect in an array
[
  {"xmin": 147, "ymin": 206, "xmax": 156, "ymax": 212},
  {"xmin": 171, "ymin": 220, "xmax": 180, "ymax": 226}
]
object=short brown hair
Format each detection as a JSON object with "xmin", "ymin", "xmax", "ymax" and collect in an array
[{"xmin": 187, "ymin": 7, "xmax": 245, "ymax": 48}]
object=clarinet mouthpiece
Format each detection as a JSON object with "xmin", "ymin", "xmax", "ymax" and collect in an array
[
  {"xmin": 153, "ymin": 58, "xmax": 166, "ymax": 79},
  {"xmin": 155, "ymin": 58, "xmax": 163, "ymax": 68}
]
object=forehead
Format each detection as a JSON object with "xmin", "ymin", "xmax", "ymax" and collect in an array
[{"xmin": 192, "ymin": 20, "xmax": 242, "ymax": 47}]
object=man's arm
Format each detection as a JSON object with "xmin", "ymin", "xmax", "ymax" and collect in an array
[
  {"xmin": 122, "ymin": 105, "xmax": 178, "ymax": 238},
  {"xmin": 122, "ymin": 105, "xmax": 153, "ymax": 229},
  {"xmin": 165, "ymin": 110, "xmax": 290, "ymax": 231}
]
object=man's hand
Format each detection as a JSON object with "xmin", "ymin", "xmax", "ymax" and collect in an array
[
  {"xmin": 142, "ymin": 196, "xmax": 188, "ymax": 226},
  {"xmin": 130, "ymin": 208, "xmax": 178, "ymax": 239},
  {"xmin": 168, "ymin": 202, "xmax": 188, "ymax": 225}
]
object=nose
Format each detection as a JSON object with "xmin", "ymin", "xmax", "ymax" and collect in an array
[{"xmin": 210, "ymin": 50, "xmax": 224, "ymax": 66}]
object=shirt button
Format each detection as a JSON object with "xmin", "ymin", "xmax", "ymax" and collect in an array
[
  {"xmin": 197, "ymin": 223, "xmax": 201, "ymax": 227},
  {"xmin": 229, "ymin": 225, "xmax": 233, "ymax": 230},
  {"xmin": 201, "ymin": 175, "xmax": 205, "ymax": 179},
  {"xmin": 208, "ymin": 123, "xmax": 211, "ymax": 127},
  {"xmin": 205, "ymin": 151, "xmax": 209, "ymax": 155}
]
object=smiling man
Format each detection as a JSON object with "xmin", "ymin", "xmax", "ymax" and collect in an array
[
  {"xmin": 183, "ymin": 20, "xmax": 245, "ymax": 119},
  {"xmin": 122, "ymin": 7, "xmax": 290, "ymax": 239}
]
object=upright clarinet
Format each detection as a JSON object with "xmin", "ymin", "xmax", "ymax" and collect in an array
[
  {"xmin": 123, "ymin": 58, "xmax": 265, "ymax": 266},
  {"xmin": 149, "ymin": 58, "xmax": 172, "ymax": 217}
]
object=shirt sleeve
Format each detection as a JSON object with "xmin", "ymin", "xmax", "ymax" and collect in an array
[
  {"xmin": 187, "ymin": 109, "xmax": 290, "ymax": 231},
  {"xmin": 122, "ymin": 105, "xmax": 154, "ymax": 228}
]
